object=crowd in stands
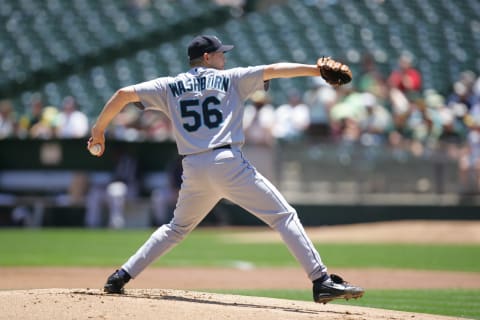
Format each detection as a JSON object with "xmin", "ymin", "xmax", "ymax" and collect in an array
[{"xmin": 1, "ymin": 54, "xmax": 480, "ymax": 193}]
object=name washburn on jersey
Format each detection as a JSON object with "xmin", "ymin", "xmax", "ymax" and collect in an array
[{"xmin": 168, "ymin": 74, "xmax": 230, "ymax": 97}]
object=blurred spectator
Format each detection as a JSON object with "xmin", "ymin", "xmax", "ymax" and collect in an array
[
  {"xmin": 303, "ymin": 77, "xmax": 337, "ymax": 139},
  {"xmin": 16, "ymin": 93, "xmax": 59, "ymax": 139},
  {"xmin": 29, "ymin": 105, "xmax": 59, "ymax": 139},
  {"xmin": 446, "ymin": 71, "xmax": 477, "ymax": 113},
  {"xmin": 357, "ymin": 53, "xmax": 388, "ymax": 102},
  {"xmin": 17, "ymin": 93, "xmax": 45, "ymax": 138},
  {"xmin": 426, "ymin": 89, "xmax": 466, "ymax": 144},
  {"xmin": 0, "ymin": 99, "xmax": 16, "ymax": 138},
  {"xmin": 358, "ymin": 93, "xmax": 393, "ymax": 148},
  {"xmin": 388, "ymin": 53, "xmax": 422, "ymax": 96},
  {"xmin": 388, "ymin": 54, "xmax": 423, "ymax": 141},
  {"xmin": 329, "ymin": 85, "xmax": 364, "ymax": 141},
  {"xmin": 404, "ymin": 98, "xmax": 443, "ymax": 157},
  {"xmin": 243, "ymin": 90, "xmax": 276, "ymax": 183},
  {"xmin": 273, "ymin": 89, "xmax": 310, "ymax": 141},
  {"xmin": 56, "ymin": 96, "xmax": 89, "ymax": 138},
  {"xmin": 328, "ymin": 87, "xmax": 364, "ymax": 164},
  {"xmin": 458, "ymin": 70, "xmax": 477, "ymax": 93}
]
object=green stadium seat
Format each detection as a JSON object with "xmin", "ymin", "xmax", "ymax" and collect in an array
[{"xmin": 2, "ymin": 0, "xmax": 478, "ymax": 115}]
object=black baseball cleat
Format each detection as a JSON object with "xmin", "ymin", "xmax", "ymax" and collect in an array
[
  {"xmin": 103, "ymin": 269, "xmax": 131, "ymax": 294},
  {"xmin": 313, "ymin": 274, "xmax": 364, "ymax": 304}
]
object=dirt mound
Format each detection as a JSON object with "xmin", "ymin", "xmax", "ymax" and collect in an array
[{"xmin": 0, "ymin": 288, "xmax": 460, "ymax": 320}]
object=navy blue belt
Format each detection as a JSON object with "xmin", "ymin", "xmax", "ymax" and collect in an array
[
  {"xmin": 212, "ymin": 144, "xmax": 231, "ymax": 150},
  {"xmin": 180, "ymin": 144, "xmax": 232, "ymax": 159},
  {"xmin": 182, "ymin": 144, "xmax": 232, "ymax": 159}
]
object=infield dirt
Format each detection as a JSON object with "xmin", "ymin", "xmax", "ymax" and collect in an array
[{"xmin": 0, "ymin": 288, "xmax": 466, "ymax": 320}]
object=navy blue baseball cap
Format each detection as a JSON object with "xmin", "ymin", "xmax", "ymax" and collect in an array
[{"xmin": 187, "ymin": 35, "xmax": 234, "ymax": 60}]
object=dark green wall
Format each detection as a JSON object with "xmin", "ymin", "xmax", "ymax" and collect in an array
[
  {"xmin": 1, "ymin": 200, "xmax": 478, "ymax": 228},
  {"xmin": 0, "ymin": 138, "xmax": 178, "ymax": 171},
  {"xmin": 219, "ymin": 202, "xmax": 480, "ymax": 226}
]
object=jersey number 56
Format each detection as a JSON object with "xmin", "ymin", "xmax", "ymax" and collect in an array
[{"xmin": 180, "ymin": 96, "xmax": 223, "ymax": 132}]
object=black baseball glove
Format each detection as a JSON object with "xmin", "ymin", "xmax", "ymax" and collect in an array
[{"xmin": 317, "ymin": 57, "xmax": 352, "ymax": 86}]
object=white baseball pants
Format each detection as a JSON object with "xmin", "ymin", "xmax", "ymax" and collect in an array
[{"xmin": 122, "ymin": 147, "xmax": 327, "ymax": 281}]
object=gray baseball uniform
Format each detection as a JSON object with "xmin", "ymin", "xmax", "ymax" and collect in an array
[{"xmin": 121, "ymin": 65, "xmax": 327, "ymax": 281}]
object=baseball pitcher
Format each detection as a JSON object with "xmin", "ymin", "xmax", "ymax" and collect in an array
[{"xmin": 88, "ymin": 35, "xmax": 362, "ymax": 304}]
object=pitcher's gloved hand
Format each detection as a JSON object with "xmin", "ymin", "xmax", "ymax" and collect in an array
[{"xmin": 317, "ymin": 57, "xmax": 352, "ymax": 87}]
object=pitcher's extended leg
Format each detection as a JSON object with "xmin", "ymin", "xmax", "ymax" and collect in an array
[{"xmin": 220, "ymin": 153, "xmax": 326, "ymax": 281}]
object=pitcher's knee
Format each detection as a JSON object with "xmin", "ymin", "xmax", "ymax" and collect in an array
[
  {"xmin": 152, "ymin": 223, "xmax": 193, "ymax": 243},
  {"xmin": 264, "ymin": 210, "xmax": 297, "ymax": 230}
]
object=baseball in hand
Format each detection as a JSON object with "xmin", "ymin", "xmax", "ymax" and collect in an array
[{"xmin": 89, "ymin": 144, "xmax": 102, "ymax": 156}]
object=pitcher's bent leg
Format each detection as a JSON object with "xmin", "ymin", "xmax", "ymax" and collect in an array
[
  {"xmin": 122, "ymin": 222, "xmax": 191, "ymax": 277},
  {"xmin": 121, "ymin": 165, "xmax": 220, "ymax": 278}
]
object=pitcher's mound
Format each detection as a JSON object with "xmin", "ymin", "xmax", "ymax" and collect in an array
[{"xmin": 0, "ymin": 288, "xmax": 458, "ymax": 320}]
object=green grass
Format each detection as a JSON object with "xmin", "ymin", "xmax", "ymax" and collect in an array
[
  {"xmin": 0, "ymin": 228, "xmax": 478, "ymax": 272},
  {"xmin": 211, "ymin": 289, "xmax": 480, "ymax": 319}
]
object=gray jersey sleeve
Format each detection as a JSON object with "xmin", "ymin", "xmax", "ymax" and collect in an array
[
  {"xmin": 132, "ymin": 77, "xmax": 171, "ymax": 114},
  {"xmin": 227, "ymin": 66, "xmax": 266, "ymax": 101}
]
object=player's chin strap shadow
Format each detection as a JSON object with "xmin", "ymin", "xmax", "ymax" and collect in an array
[{"xmin": 72, "ymin": 289, "xmax": 363, "ymax": 316}]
